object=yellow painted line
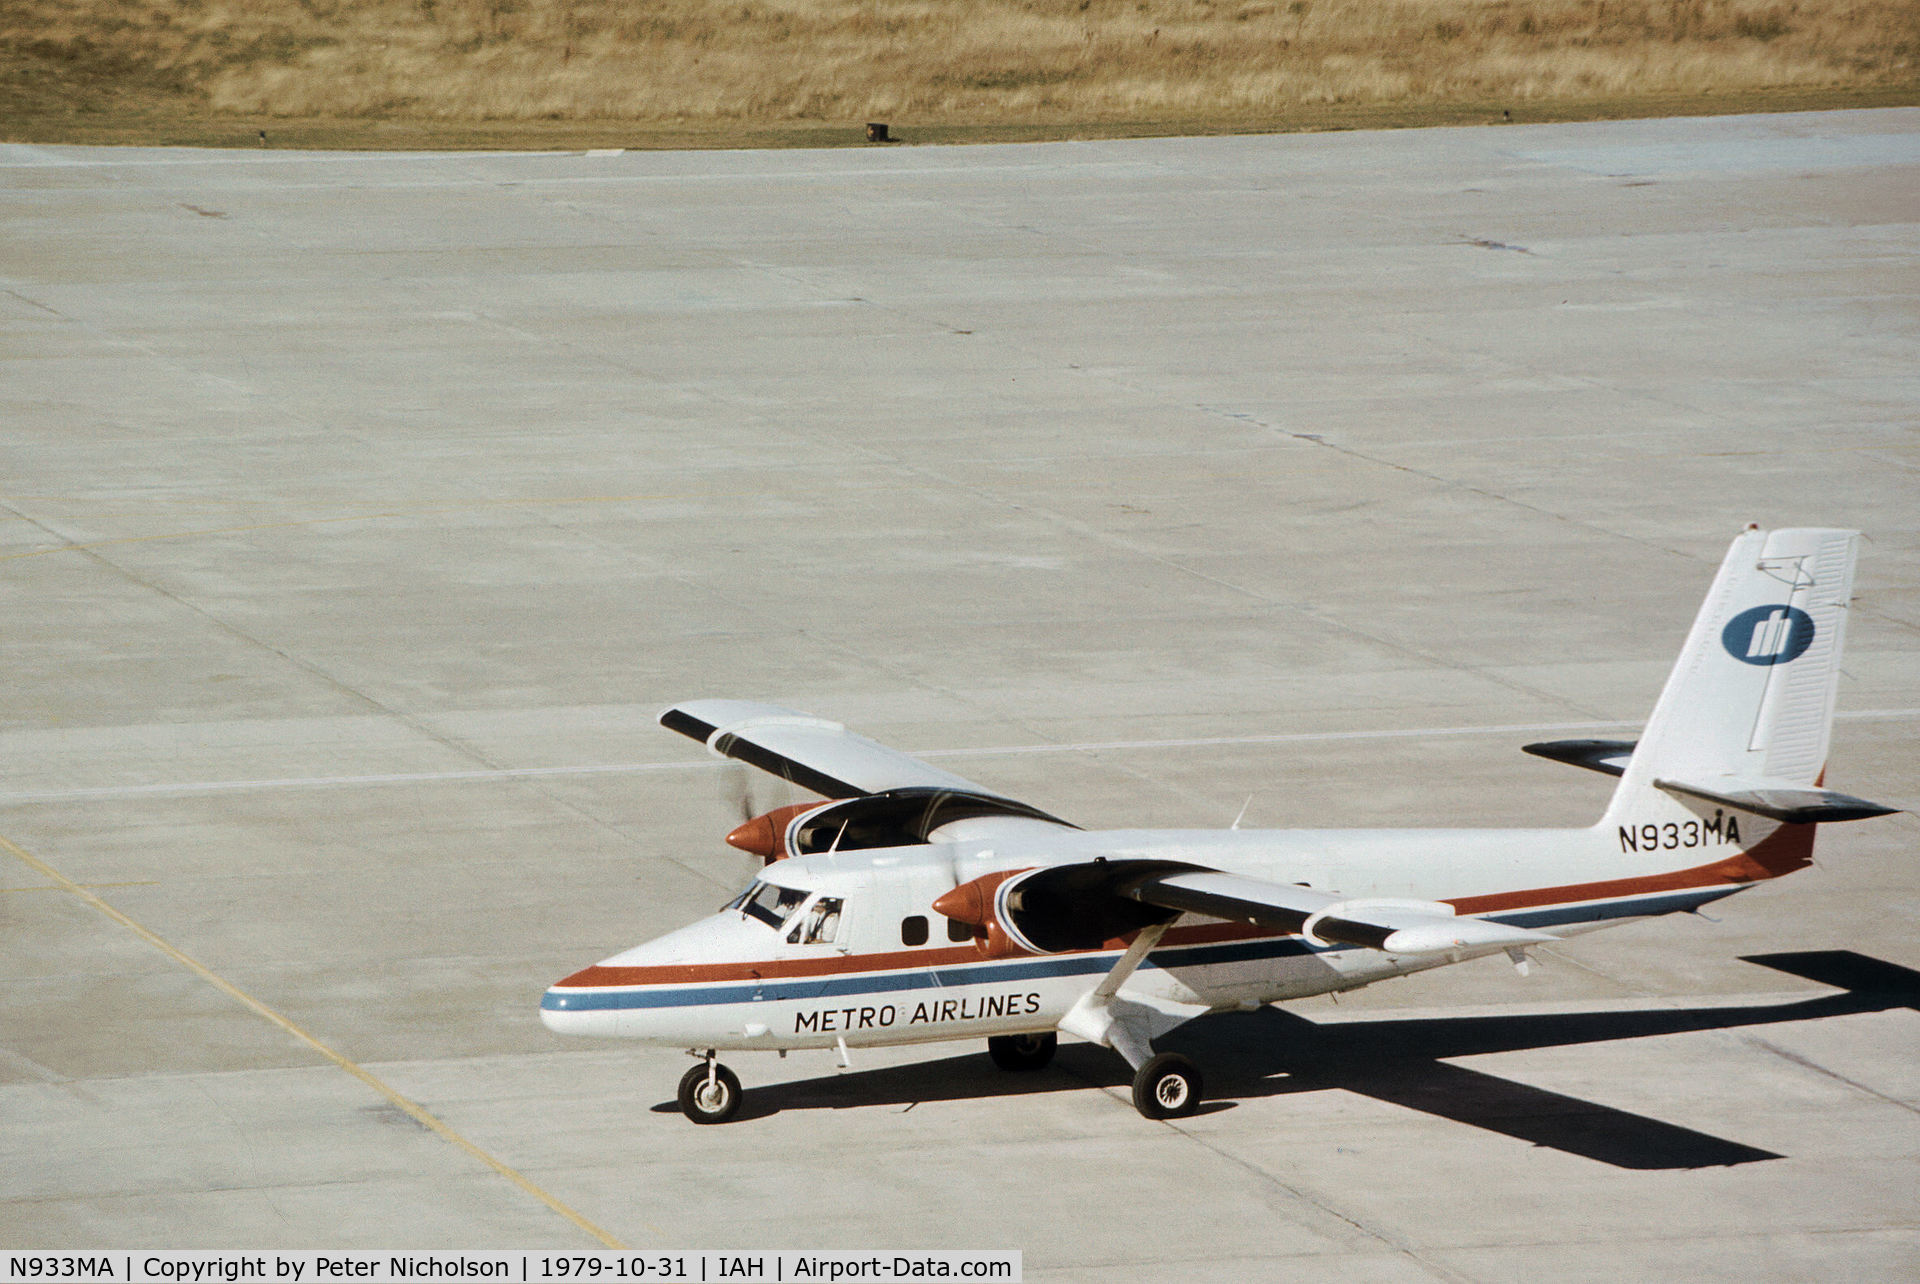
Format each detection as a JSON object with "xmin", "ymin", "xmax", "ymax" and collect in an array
[
  {"xmin": 0, "ymin": 504, "xmax": 588, "ymax": 562},
  {"xmin": 0, "ymin": 831, "xmax": 638, "ymax": 1248},
  {"xmin": 1, "ymin": 880, "xmax": 159, "ymax": 893},
  {"xmin": 0, "ymin": 514, "xmax": 408, "ymax": 562}
]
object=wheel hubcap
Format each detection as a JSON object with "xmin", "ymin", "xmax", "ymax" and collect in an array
[{"xmin": 1155, "ymin": 1075, "xmax": 1188, "ymax": 1109}]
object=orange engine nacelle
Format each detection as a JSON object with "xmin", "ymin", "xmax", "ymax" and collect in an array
[
  {"xmin": 725, "ymin": 803, "xmax": 823, "ymax": 863},
  {"xmin": 932, "ymin": 869, "xmax": 1036, "ymax": 959}
]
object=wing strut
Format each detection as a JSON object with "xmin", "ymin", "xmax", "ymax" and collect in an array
[{"xmin": 1057, "ymin": 921, "xmax": 1175, "ymax": 1070}]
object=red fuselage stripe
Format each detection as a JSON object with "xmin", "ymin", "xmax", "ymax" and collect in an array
[{"xmin": 555, "ymin": 826, "xmax": 1814, "ymax": 991}]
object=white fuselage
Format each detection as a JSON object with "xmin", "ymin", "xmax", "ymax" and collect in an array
[{"xmin": 540, "ymin": 814, "xmax": 1776, "ymax": 1052}]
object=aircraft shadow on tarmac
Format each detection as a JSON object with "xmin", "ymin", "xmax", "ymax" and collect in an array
[{"xmin": 653, "ymin": 951, "xmax": 1917, "ymax": 1169}]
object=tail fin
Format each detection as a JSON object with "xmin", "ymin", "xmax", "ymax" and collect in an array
[{"xmin": 1601, "ymin": 527, "xmax": 1891, "ymax": 853}]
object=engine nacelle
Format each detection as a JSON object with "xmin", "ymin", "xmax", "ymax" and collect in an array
[
  {"xmin": 993, "ymin": 864, "xmax": 1182, "ymax": 954},
  {"xmin": 725, "ymin": 786, "xmax": 1070, "ymax": 865},
  {"xmin": 781, "ymin": 787, "xmax": 1075, "ymax": 857},
  {"xmin": 933, "ymin": 862, "xmax": 1188, "ymax": 956},
  {"xmin": 931, "ymin": 869, "xmax": 1034, "ymax": 959},
  {"xmin": 725, "ymin": 802, "xmax": 828, "ymax": 862}
]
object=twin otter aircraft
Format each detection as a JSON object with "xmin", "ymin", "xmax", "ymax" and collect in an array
[{"xmin": 541, "ymin": 526, "xmax": 1894, "ymax": 1123}]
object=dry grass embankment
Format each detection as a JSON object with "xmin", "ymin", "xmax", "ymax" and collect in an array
[{"xmin": 4, "ymin": 0, "xmax": 1918, "ymax": 147}]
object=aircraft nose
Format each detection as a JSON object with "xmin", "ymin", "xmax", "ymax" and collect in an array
[{"xmin": 539, "ymin": 984, "xmax": 619, "ymax": 1037}]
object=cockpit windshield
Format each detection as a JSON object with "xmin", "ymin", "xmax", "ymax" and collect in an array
[{"xmin": 729, "ymin": 879, "xmax": 810, "ymax": 930}]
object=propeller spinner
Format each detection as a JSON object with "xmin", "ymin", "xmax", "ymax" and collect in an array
[{"xmin": 725, "ymin": 802, "xmax": 820, "ymax": 863}]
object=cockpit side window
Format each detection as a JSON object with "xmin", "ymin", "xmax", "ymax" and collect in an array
[
  {"xmin": 787, "ymin": 895, "xmax": 844, "ymax": 945},
  {"xmin": 736, "ymin": 880, "xmax": 809, "ymax": 930}
]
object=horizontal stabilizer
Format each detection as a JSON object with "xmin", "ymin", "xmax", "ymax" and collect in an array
[
  {"xmin": 1653, "ymin": 776, "xmax": 1899, "ymax": 824},
  {"xmin": 1524, "ymin": 739, "xmax": 1637, "ymax": 778}
]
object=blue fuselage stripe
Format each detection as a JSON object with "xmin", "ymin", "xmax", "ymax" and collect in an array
[{"xmin": 540, "ymin": 885, "xmax": 1742, "ymax": 1012}]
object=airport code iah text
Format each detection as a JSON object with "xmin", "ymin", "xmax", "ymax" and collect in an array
[{"xmin": 3, "ymin": 1255, "xmax": 1019, "ymax": 1284}]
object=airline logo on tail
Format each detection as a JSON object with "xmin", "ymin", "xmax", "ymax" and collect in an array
[{"xmin": 1722, "ymin": 604, "xmax": 1814, "ymax": 666}]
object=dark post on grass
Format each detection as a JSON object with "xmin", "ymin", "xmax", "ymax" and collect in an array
[{"xmin": 866, "ymin": 122, "xmax": 890, "ymax": 143}]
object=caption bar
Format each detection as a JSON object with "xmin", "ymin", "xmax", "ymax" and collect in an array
[{"xmin": 3, "ymin": 1256, "xmax": 1019, "ymax": 1284}]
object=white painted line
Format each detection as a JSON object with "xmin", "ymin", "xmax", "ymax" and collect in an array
[
  {"xmin": 0, "ymin": 760, "xmax": 714, "ymax": 803},
  {"xmin": 0, "ymin": 709, "xmax": 1909, "ymax": 806},
  {"xmin": 941, "ymin": 718, "xmax": 1639, "ymax": 757},
  {"xmin": 1304, "ymin": 989, "xmax": 1845, "ymax": 1025}
]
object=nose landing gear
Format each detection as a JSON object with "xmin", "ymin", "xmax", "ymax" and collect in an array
[{"xmin": 677, "ymin": 1051, "xmax": 742, "ymax": 1124}]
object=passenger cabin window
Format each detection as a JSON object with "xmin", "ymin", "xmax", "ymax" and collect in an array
[
  {"xmin": 946, "ymin": 916, "xmax": 973, "ymax": 942},
  {"xmin": 901, "ymin": 915, "xmax": 929, "ymax": 946},
  {"xmin": 787, "ymin": 895, "xmax": 843, "ymax": 945},
  {"xmin": 736, "ymin": 880, "xmax": 808, "ymax": 931}
]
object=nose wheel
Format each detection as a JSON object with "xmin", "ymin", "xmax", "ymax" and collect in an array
[{"xmin": 677, "ymin": 1054, "xmax": 743, "ymax": 1124}]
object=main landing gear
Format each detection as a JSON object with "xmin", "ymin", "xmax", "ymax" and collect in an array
[
  {"xmin": 1052, "ymin": 920, "xmax": 1207, "ymax": 1120},
  {"xmin": 1131, "ymin": 1052, "xmax": 1203, "ymax": 1120},
  {"xmin": 677, "ymin": 1051, "xmax": 742, "ymax": 1124},
  {"xmin": 988, "ymin": 1030, "xmax": 1202, "ymax": 1119}
]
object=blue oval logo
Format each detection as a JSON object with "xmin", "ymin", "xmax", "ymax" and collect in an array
[{"xmin": 1722, "ymin": 604, "xmax": 1815, "ymax": 666}]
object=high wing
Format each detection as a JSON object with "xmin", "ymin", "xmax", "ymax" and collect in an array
[
  {"xmin": 991, "ymin": 859, "xmax": 1556, "ymax": 957},
  {"xmin": 660, "ymin": 699, "xmax": 1077, "ymax": 848},
  {"xmin": 661, "ymin": 699, "xmax": 1001, "ymax": 798},
  {"xmin": 985, "ymin": 858, "xmax": 1558, "ymax": 1076},
  {"xmin": 1130, "ymin": 867, "xmax": 1557, "ymax": 954}
]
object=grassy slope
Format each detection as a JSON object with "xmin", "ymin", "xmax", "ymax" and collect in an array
[{"xmin": 4, "ymin": 0, "xmax": 1917, "ymax": 148}]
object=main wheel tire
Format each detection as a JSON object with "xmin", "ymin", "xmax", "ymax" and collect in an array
[
  {"xmin": 1132, "ymin": 1052, "xmax": 1203, "ymax": 1119},
  {"xmin": 988, "ymin": 1031, "xmax": 1058, "ymax": 1072},
  {"xmin": 677, "ymin": 1062, "xmax": 743, "ymax": 1124}
]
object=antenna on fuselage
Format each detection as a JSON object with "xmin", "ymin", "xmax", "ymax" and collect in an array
[{"xmin": 1230, "ymin": 796, "xmax": 1254, "ymax": 830}]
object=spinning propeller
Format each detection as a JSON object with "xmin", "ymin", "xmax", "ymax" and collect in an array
[{"xmin": 717, "ymin": 764, "xmax": 814, "ymax": 866}]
